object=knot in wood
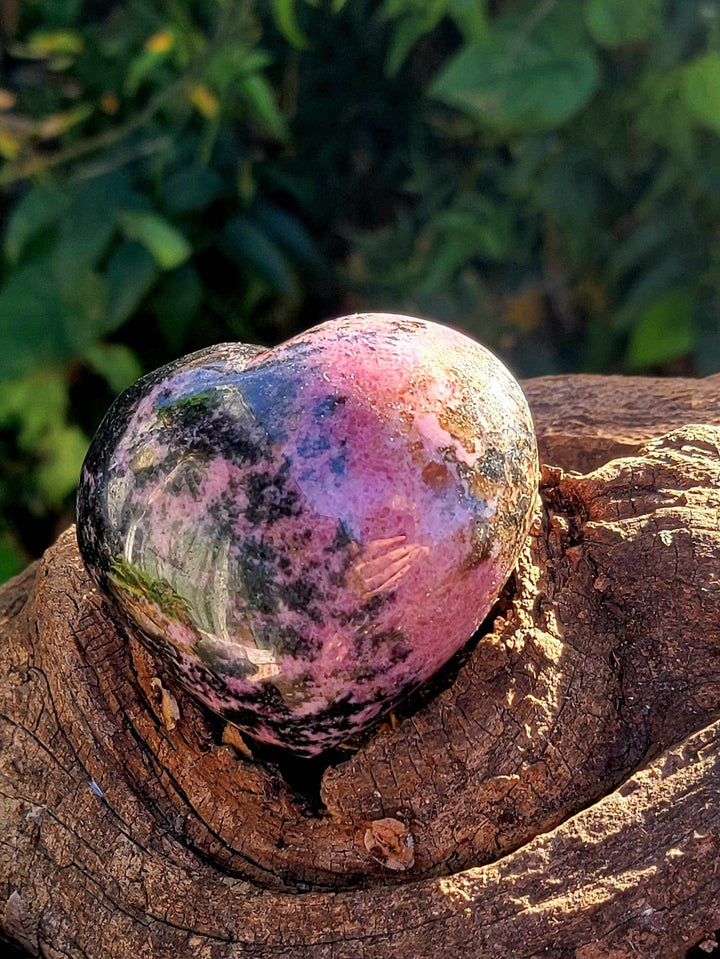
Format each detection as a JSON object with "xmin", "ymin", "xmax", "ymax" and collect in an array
[{"xmin": 363, "ymin": 817, "xmax": 415, "ymax": 871}]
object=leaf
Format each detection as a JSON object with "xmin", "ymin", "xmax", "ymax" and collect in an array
[
  {"xmin": 583, "ymin": 316, "xmax": 622, "ymax": 372},
  {"xmin": 27, "ymin": 0, "xmax": 82, "ymax": 29},
  {"xmin": 540, "ymin": 155, "xmax": 600, "ymax": 227},
  {"xmin": 252, "ymin": 200, "xmax": 325, "ymax": 271},
  {"xmin": 680, "ymin": 53, "xmax": 720, "ymax": 135},
  {"xmin": 161, "ymin": 166, "xmax": 223, "ymax": 215},
  {"xmin": 625, "ymin": 287, "xmax": 695, "ymax": 368},
  {"xmin": 153, "ymin": 265, "xmax": 203, "ymax": 349},
  {"xmin": 24, "ymin": 29, "xmax": 84, "ymax": 57},
  {"xmin": 0, "ymin": 264, "xmax": 73, "ymax": 379},
  {"xmin": 61, "ymin": 269, "xmax": 109, "ymax": 351},
  {"xmin": 51, "ymin": 178, "xmax": 121, "ymax": 283},
  {"xmin": 104, "ymin": 240, "xmax": 158, "ymax": 329},
  {"xmin": 125, "ymin": 43, "xmax": 172, "ymax": 95},
  {"xmin": 638, "ymin": 72, "xmax": 696, "ymax": 162},
  {"xmin": 238, "ymin": 73, "xmax": 289, "ymax": 141},
  {"xmin": 614, "ymin": 254, "xmax": 690, "ymax": 331},
  {"xmin": 36, "ymin": 423, "xmax": 89, "ymax": 505},
  {"xmin": 205, "ymin": 44, "xmax": 273, "ymax": 92},
  {"xmin": 611, "ymin": 216, "xmax": 675, "ymax": 280},
  {"xmin": 448, "ymin": 0, "xmax": 489, "ymax": 43},
  {"xmin": 119, "ymin": 212, "xmax": 192, "ymax": 270},
  {"xmin": 144, "ymin": 30, "xmax": 174, "ymax": 54},
  {"xmin": 0, "ymin": 366, "xmax": 86, "ymax": 505},
  {"xmin": 269, "ymin": 0, "xmax": 309, "ymax": 49},
  {"xmin": 83, "ymin": 342, "xmax": 143, "ymax": 394},
  {"xmin": 188, "ymin": 83, "xmax": 220, "ymax": 118},
  {"xmin": 0, "ymin": 369, "xmax": 69, "ymax": 447},
  {"xmin": 221, "ymin": 217, "xmax": 297, "ymax": 296},
  {"xmin": 0, "ymin": 533, "xmax": 26, "ymax": 584},
  {"xmin": 37, "ymin": 104, "xmax": 93, "ymax": 139},
  {"xmin": 0, "ymin": 124, "xmax": 22, "ymax": 159},
  {"xmin": 693, "ymin": 295, "xmax": 720, "ymax": 376},
  {"xmin": 384, "ymin": 0, "xmax": 446, "ymax": 75},
  {"xmin": 584, "ymin": 0, "xmax": 662, "ymax": 49},
  {"xmin": 4, "ymin": 181, "xmax": 71, "ymax": 263},
  {"xmin": 430, "ymin": 30, "xmax": 600, "ymax": 132}
]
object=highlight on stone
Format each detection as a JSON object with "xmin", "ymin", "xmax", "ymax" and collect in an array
[{"xmin": 76, "ymin": 314, "xmax": 539, "ymax": 755}]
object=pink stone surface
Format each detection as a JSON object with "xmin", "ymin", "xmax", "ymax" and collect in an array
[{"xmin": 77, "ymin": 314, "xmax": 539, "ymax": 755}]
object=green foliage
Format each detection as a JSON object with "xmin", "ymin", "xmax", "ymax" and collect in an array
[
  {"xmin": 680, "ymin": 52, "xmax": 720, "ymax": 133},
  {"xmin": 431, "ymin": 34, "xmax": 600, "ymax": 132},
  {"xmin": 2, "ymin": 0, "xmax": 720, "ymax": 579},
  {"xmin": 626, "ymin": 287, "xmax": 696, "ymax": 368},
  {"xmin": 346, "ymin": 0, "xmax": 720, "ymax": 378},
  {"xmin": 585, "ymin": 0, "xmax": 662, "ymax": 49},
  {"xmin": 0, "ymin": 0, "xmax": 329, "ymax": 574}
]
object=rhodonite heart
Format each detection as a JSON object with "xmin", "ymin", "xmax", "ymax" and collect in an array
[{"xmin": 77, "ymin": 313, "xmax": 538, "ymax": 755}]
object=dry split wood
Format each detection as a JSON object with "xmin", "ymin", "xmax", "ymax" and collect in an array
[{"xmin": 2, "ymin": 373, "xmax": 720, "ymax": 958}]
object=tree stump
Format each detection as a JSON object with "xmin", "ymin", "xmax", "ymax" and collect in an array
[{"xmin": 2, "ymin": 373, "xmax": 720, "ymax": 958}]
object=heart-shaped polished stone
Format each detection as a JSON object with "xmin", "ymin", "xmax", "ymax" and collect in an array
[{"xmin": 77, "ymin": 314, "xmax": 538, "ymax": 755}]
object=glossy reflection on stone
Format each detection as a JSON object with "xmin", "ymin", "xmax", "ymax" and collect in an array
[{"xmin": 77, "ymin": 314, "xmax": 539, "ymax": 755}]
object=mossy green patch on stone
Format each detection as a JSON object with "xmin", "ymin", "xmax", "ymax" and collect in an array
[
  {"xmin": 156, "ymin": 389, "xmax": 220, "ymax": 421},
  {"xmin": 109, "ymin": 555, "xmax": 193, "ymax": 624}
]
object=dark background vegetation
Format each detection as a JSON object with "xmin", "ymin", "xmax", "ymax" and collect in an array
[{"xmin": 1, "ymin": 0, "xmax": 720, "ymax": 580}]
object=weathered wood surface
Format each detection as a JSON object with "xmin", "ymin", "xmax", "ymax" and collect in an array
[{"xmin": 2, "ymin": 373, "xmax": 720, "ymax": 958}]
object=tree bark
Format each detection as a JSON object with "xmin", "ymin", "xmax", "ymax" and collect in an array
[{"xmin": 2, "ymin": 373, "xmax": 720, "ymax": 958}]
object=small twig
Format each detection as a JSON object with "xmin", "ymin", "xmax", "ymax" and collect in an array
[
  {"xmin": 0, "ymin": 0, "xmax": 20, "ymax": 39},
  {"xmin": 73, "ymin": 134, "xmax": 173, "ymax": 182},
  {"xmin": 0, "ymin": 80, "xmax": 185, "ymax": 187}
]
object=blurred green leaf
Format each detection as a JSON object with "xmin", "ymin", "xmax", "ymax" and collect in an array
[
  {"xmin": 36, "ymin": 423, "xmax": 88, "ymax": 505},
  {"xmin": 680, "ymin": 53, "xmax": 720, "ymax": 135},
  {"xmin": 383, "ymin": 0, "xmax": 446, "ymax": 76},
  {"xmin": 154, "ymin": 264, "xmax": 203, "ymax": 349},
  {"xmin": 448, "ymin": 0, "xmax": 489, "ymax": 43},
  {"xmin": 29, "ymin": 0, "xmax": 83, "ymax": 28},
  {"xmin": 611, "ymin": 216, "xmax": 676, "ymax": 280},
  {"xmin": 430, "ymin": 30, "xmax": 600, "ymax": 131},
  {"xmin": 205, "ymin": 45, "xmax": 273, "ymax": 91},
  {"xmin": 0, "ymin": 264, "xmax": 73, "ymax": 379},
  {"xmin": 83, "ymin": 342, "xmax": 143, "ymax": 394},
  {"xmin": 626, "ymin": 287, "xmax": 695, "ymax": 368},
  {"xmin": 583, "ymin": 316, "xmax": 622, "ymax": 372},
  {"xmin": 4, "ymin": 181, "xmax": 71, "ymax": 263},
  {"xmin": 221, "ymin": 217, "xmax": 297, "ymax": 296},
  {"xmin": 238, "ymin": 73, "xmax": 289, "ymax": 140},
  {"xmin": 615, "ymin": 254, "xmax": 690, "ymax": 330},
  {"xmin": 269, "ymin": 0, "xmax": 310, "ymax": 49},
  {"xmin": 22, "ymin": 28, "xmax": 84, "ymax": 57},
  {"xmin": 61, "ymin": 269, "xmax": 109, "ymax": 351},
  {"xmin": 51, "ymin": 179, "xmax": 122, "ymax": 283},
  {"xmin": 638, "ymin": 72, "xmax": 696, "ymax": 162},
  {"xmin": 540, "ymin": 155, "xmax": 600, "ymax": 227},
  {"xmin": 162, "ymin": 167, "xmax": 223, "ymax": 215},
  {"xmin": 693, "ymin": 295, "xmax": 720, "ymax": 376},
  {"xmin": 125, "ymin": 31, "xmax": 175, "ymax": 94},
  {"xmin": 253, "ymin": 201, "xmax": 325, "ymax": 271},
  {"xmin": 0, "ymin": 370, "xmax": 66, "ymax": 446},
  {"xmin": 119, "ymin": 212, "xmax": 192, "ymax": 270},
  {"xmin": 0, "ymin": 367, "xmax": 86, "ymax": 506},
  {"xmin": 584, "ymin": 0, "xmax": 661, "ymax": 49},
  {"xmin": 0, "ymin": 533, "xmax": 26, "ymax": 583},
  {"xmin": 104, "ymin": 241, "xmax": 158, "ymax": 329}
]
